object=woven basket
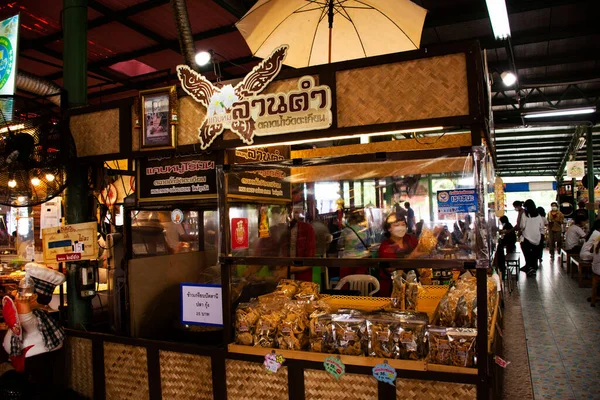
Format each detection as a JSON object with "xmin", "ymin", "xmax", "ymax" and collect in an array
[
  {"xmin": 71, "ymin": 109, "xmax": 120, "ymax": 157},
  {"xmin": 66, "ymin": 336, "xmax": 94, "ymax": 399},
  {"xmin": 226, "ymin": 360, "xmax": 288, "ymax": 400},
  {"xmin": 104, "ymin": 342, "xmax": 149, "ymax": 400},
  {"xmin": 304, "ymin": 369, "xmax": 377, "ymax": 400},
  {"xmin": 396, "ymin": 379, "xmax": 476, "ymax": 399},
  {"xmin": 160, "ymin": 351, "xmax": 213, "ymax": 400}
]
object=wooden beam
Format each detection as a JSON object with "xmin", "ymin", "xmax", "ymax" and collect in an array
[{"xmin": 20, "ymin": 0, "xmax": 170, "ymax": 51}]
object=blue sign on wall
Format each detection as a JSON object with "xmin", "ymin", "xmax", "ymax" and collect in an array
[{"xmin": 437, "ymin": 189, "xmax": 478, "ymax": 213}]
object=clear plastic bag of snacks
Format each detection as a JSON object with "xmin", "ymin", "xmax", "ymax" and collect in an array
[
  {"xmin": 392, "ymin": 311, "xmax": 428, "ymax": 360},
  {"xmin": 276, "ymin": 301, "xmax": 310, "ymax": 350},
  {"xmin": 427, "ymin": 326, "xmax": 451, "ymax": 365},
  {"xmin": 447, "ymin": 328, "xmax": 477, "ymax": 367},
  {"xmin": 235, "ymin": 301, "xmax": 261, "ymax": 346},
  {"xmin": 367, "ymin": 316, "xmax": 397, "ymax": 358},
  {"xmin": 273, "ymin": 279, "xmax": 300, "ymax": 298},
  {"xmin": 331, "ymin": 314, "xmax": 367, "ymax": 356},
  {"xmin": 254, "ymin": 310, "xmax": 285, "ymax": 348},
  {"xmin": 295, "ymin": 281, "xmax": 320, "ymax": 301}
]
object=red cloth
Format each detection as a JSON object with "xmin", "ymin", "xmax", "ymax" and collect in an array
[{"xmin": 376, "ymin": 235, "xmax": 419, "ymax": 296}]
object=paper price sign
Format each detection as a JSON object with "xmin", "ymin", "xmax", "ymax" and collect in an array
[
  {"xmin": 180, "ymin": 284, "xmax": 223, "ymax": 327},
  {"xmin": 323, "ymin": 356, "xmax": 345, "ymax": 380},
  {"xmin": 264, "ymin": 351, "xmax": 285, "ymax": 374},
  {"xmin": 372, "ymin": 360, "xmax": 396, "ymax": 386}
]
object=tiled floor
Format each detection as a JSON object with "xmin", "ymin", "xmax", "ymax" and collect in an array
[{"xmin": 515, "ymin": 250, "xmax": 600, "ymax": 400}]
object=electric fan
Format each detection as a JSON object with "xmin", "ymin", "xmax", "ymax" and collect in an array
[{"xmin": 0, "ymin": 105, "xmax": 76, "ymax": 207}]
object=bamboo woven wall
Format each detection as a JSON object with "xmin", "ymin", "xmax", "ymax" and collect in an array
[
  {"xmin": 71, "ymin": 108, "xmax": 120, "ymax": 157},
  {"xmin": 396, "ymin": 379, "xmax": 476, "ymax": 399},
  {"xmin": 104, "ymin": 342, "xmax": 149, "ymax": 400},
  {"xmin": 226, "ymin": 360, "xmax": 288, "ymax": 400},
  {"xmin": 304, "ymin": 370, "xmax": 378, "ymax": 400},
  {"xmin": 65, "ymin": 336, "xmax": 94, "ymax": 399},
  {"xmin": 336, "ymin": 54, "xmax": 469, "ymax": 128},
  {"xmin": 160, "ymin": 351, "xmax": 213, "ymax": 400}
]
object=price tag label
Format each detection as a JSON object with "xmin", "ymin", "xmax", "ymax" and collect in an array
[
  {"xmin": 494, "ymin": 355, "xmax": 510, "ymax": 368},
  {"xmin": 264, "ymin": 351, "xmax": 285, "ymax": 374},
  {"xmin": 324, "ymin": 356, "xmax": 345, "ymax": 380},
  {"xmin": 372, "ymin": 360, "xmax": 396, "ymax": 386}
]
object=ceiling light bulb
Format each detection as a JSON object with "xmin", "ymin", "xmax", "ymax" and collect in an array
[
  {"xmin": 195, "ymin": 51, "xmax": 212, "ymax": 66},
  {"xmin": 31, "ymin": 177, "xmax": 40, "ymax": 186},
  {"xmin": 7, "ymin": 179, "xmax": 16, "ymax": 188},
  {"xmin": 45, "ymin": 173, "xmax": 55, "ymax": 182},
  {"xmin": 17, "ymin": 196, "xmax": 25, "ymax": 202},
  {"xmin": 485, "ymin": 0, "xmax": 511, "ymax": 40},
  {"xmin": 501, "ymin": 71, "xmax": 516, "ymax": 86}
]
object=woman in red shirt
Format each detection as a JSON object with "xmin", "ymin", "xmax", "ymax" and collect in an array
[{"xmin": 377, "ymin": 212, "xmax": 421, "ymax": 296}]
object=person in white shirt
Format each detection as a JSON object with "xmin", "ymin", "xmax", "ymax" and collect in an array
[
  {"xmin": 581, "ymin": 219, "xmax": 600, "ymax": 261},
  {"xmin": 565, "ymin": 214, "xmax": 587, "ymax": 254},
  {"xmin": 519, "ymin": 199, "xmax": 546, "ymax": 277}
]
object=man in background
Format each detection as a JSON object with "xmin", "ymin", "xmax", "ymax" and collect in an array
[
  {"xmin": 404, "ymin": 202, "xmax": 415, "ymax": 233},
  {"xmin": 547, "ymin": 201, "xmax": 564, "ymax": 257}
]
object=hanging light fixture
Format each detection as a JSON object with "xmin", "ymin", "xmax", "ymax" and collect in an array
[
  {"xmin": 501, "ymin": 71, "xmax": 517, "ymax": 86},
  {"xmin": 7, "ymin": 179, "xmax": 16, "ymax": 188},
  {"xmin": 195, "ymin": 50, "xmax": 212, "ymax": 66},
  {"xmin": 31, "ymin": 177, "xmax": 40, "ymax": 186},
  {"xmin": 45, "ymin": 173, "xmax": 55, "ymax": 182}
]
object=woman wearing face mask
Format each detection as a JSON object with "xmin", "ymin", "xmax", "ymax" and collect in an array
[
  {"xmin": 377, "ymin": 212, "xmax": 423, "ymax": 296},
  {"xmin": 547, "ymin": 202, "xmax": 564, "ymax": 257},
  {"xmin": 520, "ymin": 199, "xmax": 546, "ymax": 277}
]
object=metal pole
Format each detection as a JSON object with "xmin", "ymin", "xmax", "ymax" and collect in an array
[
  {"xmin": 63, "ymin": 0, "xmax": 92, "ymax": 329},
  {"xmin": 586, "ymin": 126, "xmax": 596, "ymax": 221},
  {"xmin": 428, "ymin": 175, "xmax": 434, "ymax": 224}
]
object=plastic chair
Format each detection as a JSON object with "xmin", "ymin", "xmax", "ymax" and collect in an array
[{"xmin": 334, "ymin": 275, "xmax": 380, "ymax": 296}]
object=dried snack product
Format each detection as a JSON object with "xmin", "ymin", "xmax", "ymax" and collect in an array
[
  {"xmin": 427, "ymin": 326, "xmax": 451, "ymax": 365},
  {"xmin": 366, "ymin": 317, "xmax": 396, "ymax": 358},
  {"xmin": 258, "ymin": 291, "xmax": 288, "ymax": 305},
  {"xmin": 331, "ymin": 314, "xmax": 366, "ymax": 356},
  {"xmin": 391, "ymin": 273, "xmax": 405, "ymax": 309},
  {"xmin": 405, "ymin": 282, "xmax": 420, "ymax": 311},
  {"xmin": 418, "ymin": 268, "xmax": 433, "ymax": 285},
  {"xmin": 454, "ymin": 287, "xmax": 476, "ymax": 328},
  {"xmin": 309, "ymin": 314, "xmax": 334, "ymax": 353},
  {"xmin": 274, "ymin": 279, "xmax": 300, "ymax": 298},
  {"xmin": 295, "ymin": 281, "xmax": 320, "ymax": 301},
  {"xmin": 391, "ymin": 312, "xmax": 428, "ymax": 360},
  {"xmin": 234, "ymin": 302, "xmax": 261, "ymax": 346},
  {"xmin": 254, "ymin": 311, "xmax": 285, "ymax": 348},
  {"xmin": 447, "ymin": 328, "xmax": 477, "ymax": 367},
  {"xmin": 277, "ymin": 303, "xmax": 309, "ymax": 350}
]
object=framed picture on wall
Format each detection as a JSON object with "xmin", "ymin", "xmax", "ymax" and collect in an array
[{"xmin": 139, "ymin": 86, "xmax": 177, "ymax": 150}]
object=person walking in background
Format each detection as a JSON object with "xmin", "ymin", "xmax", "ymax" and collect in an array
[
  {"xmin": 537, "ymin": 206, "xmax": 548, "ymax": 266},
  {"xmin": 513, "ymin": 201, "xmax": 524, "ymax": 236},
  {"xmin": 520, "ymin": 199, "xmax": 545, "ymax": 277},
  {"xmin": 547, "ymin": 201, "xmax": 564, "ymax": 257},
  {"xmin": 404, "ymin": 202, "xmax": 415, "ymax": 233},
  {"xmin": 565, "ymin": 214, "xmax": 587, "ymax": 255},
  {"xmin": 497, "ymin": 215, "xmax": 517, "ymax": 279}
]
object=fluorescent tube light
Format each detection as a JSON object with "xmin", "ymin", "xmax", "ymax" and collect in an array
[
  {"xmin": 237, "ymin": 127, "xmax": 444, "ymax": 149},
  {"xmin": 485, "ymin": 0, "xmax": 511, "ymax": 40},
  {"xmin": 523, "ymin": 107, "xmax": 596, "ymax": 119}
]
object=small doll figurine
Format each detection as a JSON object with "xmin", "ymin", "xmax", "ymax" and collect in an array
[{"xmin": 2, "ymin": 263, "xmax": 66, "ymax": 375}]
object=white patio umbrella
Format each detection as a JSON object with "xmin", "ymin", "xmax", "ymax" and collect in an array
[{"xmin": 236, "ymin": 0, "xmax": 428, "ymax": 68}]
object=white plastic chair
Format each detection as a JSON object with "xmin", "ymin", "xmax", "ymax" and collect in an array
[{"xmin": 334, "ymin": 275, "xmax": 380, "ymax": 296}]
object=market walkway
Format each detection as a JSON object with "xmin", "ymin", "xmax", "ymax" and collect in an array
[{"xmin": 516, "ymin": 250, "xmax": 600, "ymax": 400}]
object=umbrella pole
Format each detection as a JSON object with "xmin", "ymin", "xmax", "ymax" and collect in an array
[{"xmin": 328, "ymin": 0, "xmax": 334, "ymax": 63}]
